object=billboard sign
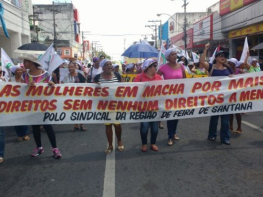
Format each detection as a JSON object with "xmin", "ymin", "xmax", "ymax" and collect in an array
[
  {"xmin": 220, "ymin": 0, "xmax": 257, "ymax": 16},
  {"xmin": 193, "ymin": 15, "xmax": 213, "ymax": 43},
  {"xmin": 170, "ymin": 28, "xmax": 193, "ymax": 49}
]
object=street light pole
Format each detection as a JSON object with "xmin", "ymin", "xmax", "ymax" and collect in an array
[{"xmin": 182, "ymin": 0, "xmax": 189, "ymax": 57}]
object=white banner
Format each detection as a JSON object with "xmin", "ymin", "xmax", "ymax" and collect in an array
[{"xmin": 0, "ymin": 72, "xmax": 263, "ymax": 126}]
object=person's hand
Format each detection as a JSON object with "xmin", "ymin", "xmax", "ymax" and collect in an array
[
  {"xmin": 229, "ymin": 74, "xmax": 234, "ymax": 77},
  {"xmin": 204, "ymin": 43, "xmax": 210, "ymax": 50},
  {"xmin": 28, "ymin": 81, "xmax": 35, "ymax": 86},
  {"xmin": 48, "ymin": 81, "xmax": 55, "ymax": 86}
]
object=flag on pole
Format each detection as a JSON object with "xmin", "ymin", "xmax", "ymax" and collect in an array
[
  {"xmin": 157, "ymin": 41, "xmax": 166, "ymax": 68},
  {"xmin": 209, "ymin": 47, "xmax": 218, "ymax": 64},
  {"xmin": 192, "ymin": 52, "xmax": 200, "ymax": 63},
  {"xmin": 38, "ymin": 43, "xmax": 64, "ymax": 75},
  {"xmin": 240, "ymin": 37, "xmax": 249, "ymax": 62},
  {"xmin": 1, "ymin": 48, "xmax": 14, "ymax": 81}
]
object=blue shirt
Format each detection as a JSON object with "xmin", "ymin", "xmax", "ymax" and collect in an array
[{"xmin": 208, "ymin": 63, "xmax": 233, "ymax": 77}]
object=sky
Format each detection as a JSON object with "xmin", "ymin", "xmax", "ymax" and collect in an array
[{"xmin": 32, "ymin": 0, "xmax": 219, "ymax": 60}]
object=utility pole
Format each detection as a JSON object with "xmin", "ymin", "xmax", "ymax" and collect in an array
[
  {"xmin": 48, "ymin": 1, "xmax": 60, "ymax": 51},
  {"xmin": 145, "ymin": 25, "xmax": 157, "ymax": 48},
  {"xmin": 82, "ymin": 31, "xmax": 85, "ymax": 59},
  {"xmin": 182, "ymin": 0, "xmax": 189, "ymax": 57},
  {"xmin": 148, "ymin": 20, "xmax": 162, "ymax": 48},
  {"xmin": 29, "ymin": 6, "xmax": 42, "ymax": 42}
]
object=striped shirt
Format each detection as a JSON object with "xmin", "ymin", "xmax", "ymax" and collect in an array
[
  {"xmin": 24, "ymin": 70, "xmax": 51, "ymax": 84},
  {"xmin": 94, "ymin": 73, "xmax": 121, "ymax": 83}
]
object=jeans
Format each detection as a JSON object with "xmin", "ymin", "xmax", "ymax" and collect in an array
[
  {"xmin": 167, "ymin": 119, "xmax": 179, "ymax": 139},
  {"xmin": 208, "ymin": 115, "xmax": 230, "ymax": 142},
  {"xmin": 0, "ymin": 127, "xmax": 5, "ymax": 157},
  {"xmin": 14, "ymin": 126, "xmax": 29, "ymax": 137},
  {"xmin": 140, "ymin": 121, "xmax": 159, "ymax": 145}
]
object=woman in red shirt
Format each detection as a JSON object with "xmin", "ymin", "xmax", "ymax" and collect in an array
[{"xmin": 134, "ymin": 59, "xmax": 163, "ymax": 152}]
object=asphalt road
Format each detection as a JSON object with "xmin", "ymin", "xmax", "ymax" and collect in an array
[{"xmin": 1, "ymin": 112, "xmax": 263, "ymax": 197}]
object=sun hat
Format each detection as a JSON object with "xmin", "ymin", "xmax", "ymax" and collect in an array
[
  {"xmin": 113, "ymin": 64, "xmax": 119, "ymax": 68},
  {"xmin": 228, "ymin": 58, "xmax": 238, "ymax": 67},
  {"xmin": 142, "ymin": 59, "xmax": 157, "ymax": 69},
  {"xmin": 10, "ymin": 65, "xmax": 21, "ymax": 74},
  {"xmin": 165, "ymin": 48, "xmax": 177, "ymax": 59},
  {"xmin": 237, "ymin": 61, "xmax": 244, "ymax": 67},
  {"xmin": 18, "ymin": 53, "xmax": 42, "ymax": 67},
  {"xmin": 99, "ymin": 59, "xmax": 111, "ymax": 68}
]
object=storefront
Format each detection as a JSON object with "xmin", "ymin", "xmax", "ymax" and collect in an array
[
  {"xmin": 228, "ymin": 22, "xmax": 263, "ymax": 60},
  {"xmin": 220, "ymin": 0, "xmax": 263, "ymax": 59}
]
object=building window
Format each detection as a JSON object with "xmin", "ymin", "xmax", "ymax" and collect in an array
[
  {"xmin": 57, "ymin": 49, "xmax": 62, "ymax": 56},
  {"xmin": 64, "ymin": 49, "xmax": 70, "ymax": 56}
]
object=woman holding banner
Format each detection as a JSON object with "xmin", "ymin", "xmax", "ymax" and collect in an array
[
  {"xmin": 10, "ymin": 66, "xmax": 30, "ymax": 142},
  {"xmin": 200, "ymin": 43, "xmax": 233, "ymax": 145},
  {"xmin": 157, "ymin": 48, "xmax": 186, "ymax": 146},
  {"xmin": 227, "ymin": 58, "xmax": 243, "ymax": 134},
  {"xmin": 94, "ymin": 59, "xmax": 124, "ymax": 154},
  {"xmin": 22, "ymin": 54, "xmax": 62, "ymax": 158},
  {"xmin": 62, "ymin": 62, "xmax": 87, "ymax": 131},
  {"xmin": 134, "ymin": 59, "xmax": 163, "ymax": 152}
]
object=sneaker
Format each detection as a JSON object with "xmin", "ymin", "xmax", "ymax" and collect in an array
[
  {"xmin": 52, "ymin": 148, "xmax": 62, "ymax": 159},
  {"xmin": 31, "ymin": 147, "xmax": 44, "ymax": 157},
  {"xmin": 0, "ymin": 157, "xmax": 3, "ymax": 163}
]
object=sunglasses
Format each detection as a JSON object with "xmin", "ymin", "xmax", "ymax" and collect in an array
[{"xmin": 217, "ymin": 54, "xmax": 225, "ymax": 58}]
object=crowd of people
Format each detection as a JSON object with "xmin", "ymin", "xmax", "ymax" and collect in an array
[{"xmin": 0, "ymin": 43, "xmax": 263, "ymax": 164}]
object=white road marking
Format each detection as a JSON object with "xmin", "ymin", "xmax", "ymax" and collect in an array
[
  {"xmin": 242, "ymin": 121, "xmax": 263, "ymax": 133},
  {"xmin": 102, "ymin": 133, "xmax": 115, "ymax": 197}
]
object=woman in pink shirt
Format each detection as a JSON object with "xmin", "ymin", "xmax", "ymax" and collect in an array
[
  {"xmin": 157, "ymin": 49, "xmax": 186, "ymax": 146},
  {"xmin": 134, "ymin": 59, "xmax": 163, "ymax": 152}
]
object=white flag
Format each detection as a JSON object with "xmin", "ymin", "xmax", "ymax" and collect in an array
[
  {"xmin": 170, "ymin": 45, "xmax": 189, "ymax": 59},
  {"xmin": 1, "ymin": 48, "xmax": 14, "ymax": 81},
  {"xmin": 157, "ymin": 41, "xmax": 166, "ymax": 68},
  {"xmin": 240, "ymin": 37, "xmax": 249, "ymax": 62},
  {"xmin": 209, "ymin": 47, "xmax": 218, "ymax": 64},
  {"xmin": 192, "ymin": 52, "xmax": 200, "ymax": 63},
  {"xmin": 39, "ymin": 43, "xmax": 64, "ymax": 75}
]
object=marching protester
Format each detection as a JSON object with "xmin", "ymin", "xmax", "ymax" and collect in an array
[
  {"xmin": 125, "ymin": 63, "xmax": 135, "ymax": 74},
  {"xmin": 191, "ymin": 61, "xmax": 208, "ymax": 75},
  {"xmin": 178, "ymin": 55, "xmax": 188, "ymax": 66},
  {"xmin": 200, "ymin": 43, "xmax": 233, "ymax": 145},
  {"xmin": 246, "ymin": 58, "xmax": 261, "ymax": 73},
  {"xmin": 113, "ymin": 64, "xmax": 120, "ymax": 75},
  {"xmin": 227, "ymin": 58, "xmax": 243, "ymax": 134},
  {"xmin": 61, "ymin": 61, "xmax": 87, "ymax": 131},
  {"xmin": 22, "ymin": 54, "xmax": 62, "ymax": 158},
  {"xmin": 10, "ymin": 66, "xmax": 30, "ymax": 141},
  {"xmin": 94, "ymin": 59, "xmax": 124, "ymax": 154},
  {"xmin": 87, "ymin": 57, "xmax": 102, "ymax": 83},
  {"xmin": 134, "ymin": 59, "xmax": 163, "ymax": 152},
  {"xmin": 157, "ymin": 48, "xmax": 186, "ymax": 146}
]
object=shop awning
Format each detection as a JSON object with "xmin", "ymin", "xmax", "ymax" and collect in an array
[{"xmin": 251, "ymin": 42, "xmax": 263, "ymax": 50}]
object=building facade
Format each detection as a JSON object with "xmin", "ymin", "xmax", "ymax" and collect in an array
[
  {"xmin": 32, "ymin": 2, "xmax": 85, "ymax": 60},
  {"xmin": 0, "ymin": 0, "xmax": 32, "ymax": 60}
]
